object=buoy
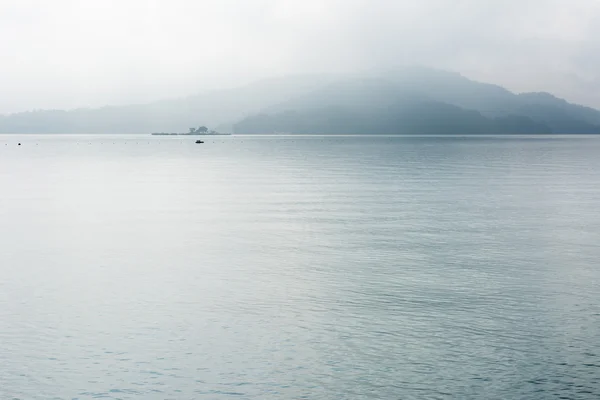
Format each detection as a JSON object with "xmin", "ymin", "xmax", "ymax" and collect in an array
[{"xmin": 18, "ymin": 143, "xmax": 21, "ymax": 146}]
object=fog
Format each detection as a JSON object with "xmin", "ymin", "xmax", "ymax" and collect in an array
[{"xmin": 2, "ymin": 0, "xmax": 599, "ymax": 113}]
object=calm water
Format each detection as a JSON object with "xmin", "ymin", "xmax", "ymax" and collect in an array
[{"xmin": 1, "ymin": 134, "xmax": 599, "ymax": 399}]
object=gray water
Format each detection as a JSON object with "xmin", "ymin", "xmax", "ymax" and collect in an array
[{"xmin": 1, "ymin": 134, "xmax": 599, "ymax": 399}]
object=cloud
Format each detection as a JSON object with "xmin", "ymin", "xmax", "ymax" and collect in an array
[{"xmin": 1, "ymin": 0, "xmax": 599, "ymax": 113}]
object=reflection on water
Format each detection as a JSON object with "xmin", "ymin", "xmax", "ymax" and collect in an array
[{"xmin": 1, "ymin": 135, "xmax": 599, "ymax": 399}]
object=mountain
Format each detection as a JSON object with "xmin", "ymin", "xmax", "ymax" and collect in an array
[
  {"xmin": 380, "ymin": 68, "xmax": 600, "ymax": 127},
  {"xmin": 2, "ymin": 67, "xmax": 600, "ymax": 134},
  {"xmin": 234, "ymin": 68, "xmax": 600, "ymax": 134},
  {"xmin": 234, "ymin": 101, "xmax": 552, "ymax": 135},
  {"xmin": 0, "ymin": 74, "xmax": 334, "ymax": 134}
]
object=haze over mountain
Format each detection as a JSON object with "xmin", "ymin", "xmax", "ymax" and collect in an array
[
  {"xmin": 0, "ymin": 75, "xmax": 334, "ymax": 134},
  {"xmin": 235, "ymin": 68, "xmax": 600, "ymax": 134},
  {"xmin": 2, "ymin": 0, "xmax": 600, "ymax": 115},
  {"xmin": 2, "ymin": 67, "xmax": 600, "ymax": 135}
]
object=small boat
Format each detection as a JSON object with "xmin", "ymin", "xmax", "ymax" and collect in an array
[{"xmin": 195, "ymin": 140, "xmax": 204, "ymax": 144}]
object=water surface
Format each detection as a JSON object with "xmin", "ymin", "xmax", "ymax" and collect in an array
[{"xmin": 1, "ymin": 135, "xmax": 599, "ymax": 399}]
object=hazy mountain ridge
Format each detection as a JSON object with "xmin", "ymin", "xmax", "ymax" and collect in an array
[
  {"xmin": 2, "ymin": 68, "xmax": 600, "ymax": 134},
  {"xmin": 234, "ymin": 101, "xmax": 553, "ymax": 135},
  {"xmin": 0, "ymin": 74, "xmax": 334, "ymax": 134},
  {"xmin": 235, "ymin": 68, "xmax": 600, "ymax": 134}
]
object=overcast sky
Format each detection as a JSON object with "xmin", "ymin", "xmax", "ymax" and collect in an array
[{"xmin": 1, "ymin": 0, "xmax": 599, "ymax": 113}]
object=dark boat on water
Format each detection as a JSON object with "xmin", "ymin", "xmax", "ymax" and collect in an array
[{"xmin": 195, "ymin": 140, "xmax": 204, "ymax": 144}]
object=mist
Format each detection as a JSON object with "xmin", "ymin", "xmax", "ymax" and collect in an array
[{"xmin": 2, "ymin": 0, "xmax": 600, "ymax": 113}]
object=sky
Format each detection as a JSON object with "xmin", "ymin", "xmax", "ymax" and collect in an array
[{"xmin": 1, "ymin": 0, "xmax": 600, "ymax": 113}]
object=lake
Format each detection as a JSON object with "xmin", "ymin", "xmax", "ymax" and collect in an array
[{"xmin": 1, "ymin": 134, "xmax": 599, "ymax": 399}]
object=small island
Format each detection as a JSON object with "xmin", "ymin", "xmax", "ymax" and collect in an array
[{"xmin": 151, "ymin": 126, "xmax": 231, "ymax": 136}]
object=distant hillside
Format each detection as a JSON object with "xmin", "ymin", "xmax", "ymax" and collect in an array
[
  {"xmin": 2, "ymin": 67, "xmax": 600, "ymax": 134},
  {"xmin": 235, "ymin": 68, "xmax": 600, "ymax": 134},
  {"xmin": 0, "ymin": 74, "xmax": 334, "ymax": 134},
  {"xmin": 234, "ymin": 101, "xmax": 552, "ymax": 135}
]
